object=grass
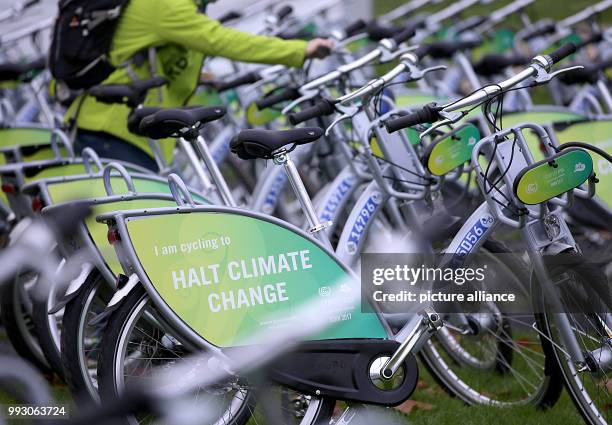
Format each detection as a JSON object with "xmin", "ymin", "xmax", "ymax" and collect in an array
[
  {"xmin": 373, "ymin": 0, "xmax": 612, "ymax": 24},
  {"xmin": 403, "ymin": 362, "xmax": 583, "ymax": 425}
]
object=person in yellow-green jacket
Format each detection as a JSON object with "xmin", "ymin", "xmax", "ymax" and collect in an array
[{"xmin": 67, "ymin": 0, "xmax": 333, "ymax": 171}]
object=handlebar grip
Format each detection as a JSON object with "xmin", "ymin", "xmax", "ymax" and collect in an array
[
  {"xmin": 366, "ymin": 22, "xmax": 396, "ymax": 41},
  {"xmin": 412, "ymin": 45, "xmax": 430, "ymax": 60},
  {"xmin": 255, "ymin": 87, "xmax": 300, "ymax": 110},
  {"xmin": 392, "ymin": 25, "xmax": 417, "ymax": 45},
  {"xmin": 474, "ymin": 54, "xmax": 530, "ymax": 76},
  {"xmin": 547, "ymin": 42, "xmax": 577, "ymax": 65},
  {"xmin": 315, "ymin": 45, "xmax": 332, "ymax": 57},
  {"xmin": 218, "ymin": 10, "xmax": 242, "ymax": 24},
  {"xmin": 344, "ymin": 19, "xmax": 368, "ymax": 38},
  {"xmin": 288, "ymin": 99, "xmax": 336, "ymax": 125},
  {"xmin": 455, "ymin": 15, "xmax": 487, "ymax": 34},
  {"xmin": 133, "ymin": 76, "xmax": 167, "ymax": 92},
  {"xmin": 597, "ymin": 56, "xmax": 612, "ymax": 72},
  {"xmin": 276, "ymin": 5, "xmax": 293, "ymax": 21},
  {"xmin": 577, "ymin": 32, "xmax": 603, "ymax": 49},
  {"xmin": 523, "ymin": 20, "xmax": 556, "ymax": 41},
  {"xmin": 384, "ymin": 104, "xmax": 441, "ymax": 133},
  {"xmin": 215, "ymin": 72, "xmax": 260, "ymax": 92}
]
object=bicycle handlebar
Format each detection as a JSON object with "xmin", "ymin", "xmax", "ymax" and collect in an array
[
  {"xmin": 385, "ymin": 103, "xmax": 442, "ymax": 133},
  {"xmin": 288, "ymin": 99, "xmax": 336, "ymax": 125},
  {"xmin": 522, "ymin": 19, "xmax": 556, "ymax": 41},
  {"xmin": 299, "ymin": 31, "xmax": 412, "ymax": 93},
  {"xmin": 215, "ymin": 72, "xmax": 261, "ymax": 92},
  {"xmin": 344, "ymin": 19, "xmax": 368, "ymax": 38},
  {"xmin": 218, "ymin": 10, "xmax": 242, "ymax": 24},
  {"xmin": 276, "ymin": 5, "xmax": 293, "ymax": 21},
  {"xmin": 385, "ymin": 43, "xmax": 577, "ymax": 132},
  {"xmin": 547, "ymin": 43, "xmax": 577, "ymax": 64},
  {"xmin": 426, "ymin": 38, "xmax": 482, "ymax": 59},
  {"xmin": 256, "ymin": 87, "xmax": 301, "ymax": 110}
]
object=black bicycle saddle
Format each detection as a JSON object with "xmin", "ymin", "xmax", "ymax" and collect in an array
[
  {"xmin": 230, "ymin": 127, "xmax": 323, "ymax": 160},
  {"xmin": 127, "ymin": 107, "xmax": 163, "ymax": 136},
  {"xmin": 88, "ymin": 77, "xmax": 166, "ymax": 108},
  {"xmin": 138, "ymin": 106, "xmax": 227, "ymax": 140}
]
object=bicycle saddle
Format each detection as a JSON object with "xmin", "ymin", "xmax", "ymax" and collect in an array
[
  {"xmin": 0, "ymin": 58, "xmax": 46, "ymax": 83},
  {"xmin": 138, "ymin": 106, "xmax": 227, "ymax": 140},
  {"xmin": 230, "ymin": 127, "xmax": 323, "ymax": 160},
  {"xmin": 127, "ymin": 107, "xmax": 163, "ymax": 136},
  {"xmin": 88, "ymin": 77, "xmax": 166, "ymax": 108}
]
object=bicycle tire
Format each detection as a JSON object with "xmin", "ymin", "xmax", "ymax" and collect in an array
[{"xmin": 97, "ymin": 285, "xmax": 335, "ymax": 425}]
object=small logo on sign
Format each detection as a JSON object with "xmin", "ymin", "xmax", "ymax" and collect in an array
[
  {"xmin": 468, "ymin": 137, "xmax": 477, "ymax": 146},
  {"xmin": 319, "ymin": 286, "xmax": 331, "ymax": 297},
  {"xmin": 574, "ymin": 162, "xmax": 586, "ymax": 173},
  {"xmin": 435, "ymin": 155, "xmax": 444, "ymax": 164},
  {"xmin": 526, "ymin": 183, "xmax": 538, "ymax": 194}
]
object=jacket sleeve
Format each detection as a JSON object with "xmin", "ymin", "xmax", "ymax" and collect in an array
[{"xmin": 155, "ymin": 0, "xmax": 307, "ymax": 68}]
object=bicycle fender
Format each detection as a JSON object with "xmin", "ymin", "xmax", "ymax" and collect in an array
[
  {"xmin": 89, "ymin": 273, "xmax": 140, "ymax": 325},
  {"xmin": 48, "ymin": 261, "xmax": 94, "ymax": 314}
]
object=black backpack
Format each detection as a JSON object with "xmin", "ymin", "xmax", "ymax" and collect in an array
[{"xmin": 49, "ymin": 0, "xmax": 130, "ymax": 90}]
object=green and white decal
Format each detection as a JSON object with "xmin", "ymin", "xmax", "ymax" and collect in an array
[
  {"xmin": 126, "ymin": 211, "xmax": 387, "ymax": 348},
  {"xmin": 514, "ymin": 148, "xmax": 593, "ymax": 205},
  {"xmin": 554, "ymin": 119, "xmax": 612, "ymax": 208},
  {"xmin": 0, "ymin": 128, "xmax": 56, "ymax": 165},
  {"xmin": 425, "ymin": 123, "xmax": 480, "ymax": 176}
]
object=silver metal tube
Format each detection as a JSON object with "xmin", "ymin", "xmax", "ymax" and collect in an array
[
  {"xmin": 444, "ymin": 66, "xmax": 536, "ymax": 112},
  {"xmin": 455, "ymin": 51, "xmax": 482, "ymax": 92},
  {"xmin": 380, "ymin": 0, "xmax": 435, "ymax": 23},
  {"xmin": 382, "ymin": 309, "xmax": 442, "ymax": 378},
  {"xmin": 284, "ymin": 157, "xmax": 321, "ymax": 230},
  {"xmin": 338, "ymin": 63, "xmax": 408, "ymax": 105},
  {"xmin": 301, "ymin": 49, "xmax": 382, "ymax": 92},
  {"xmin": 178, "ymin": 139, "xmax": 214, "ymax": 194},
  {"xmin": 194, "ymin": 136, "xmax": 237, "ymax": 207},
  {"xmin": 0, "ymin": 17, "xmax": 54, "ymax": 45},
  {"xmin": 427, "ymin": 0, "xmax": 480, "ymax": 27},
  {"xmin": 597, "ymin": 79, "xmax": 612, "ymax": 113},
  {"xmin": 475, "ymin": 0, "xmax": 534, "ymax": 34},
  {"xmin": 558, "ymin": 0, "xmax": 612, "ymax": 29}
]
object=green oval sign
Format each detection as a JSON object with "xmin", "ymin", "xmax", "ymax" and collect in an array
[
  {"xmin": 424, "ymin": 123, "xmax": 480, "ymax": 176},
  {"xmin": 514, "ymin": 148, "xmax": 593, "ymax": 205}
]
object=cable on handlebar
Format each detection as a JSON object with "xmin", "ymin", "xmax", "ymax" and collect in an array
[{"xmin": 557, "ymin": 142, "xmax": 612, "ymax": 164}]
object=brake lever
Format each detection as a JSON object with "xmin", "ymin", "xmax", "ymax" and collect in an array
[
  {"xmin": 419, "ymin": 111, "xmax": 464, "ymax": 139},
  {"xmin": 379, "ymin": 44, "xmax": 418, "ymax": 64},
  {"xmin": 533, "ymin": 65, "xmax": 584, "ymax": 85},
  {"xmin": 325, "ymin": 104, "xmax": 360, "ymax": 137},
  {"xmin": 282, "ymin": 90, "xmax": 319, "ymax": 115},
  {"xmin": 404, "ymin": 63, "xmax": 447, "ymax": 81}
]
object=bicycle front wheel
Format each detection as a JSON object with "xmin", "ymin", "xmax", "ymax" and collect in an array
[
  {"xmin": 97, "ymin": 285, "xmax": 335, "ymax": 425},
  {"xmin": 532, "ymin": 253, "xmax": 612, "ymax": 425},
  {"xmin": 420, "ymin": 241, "xmax": 563, "ymax": 407}
]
